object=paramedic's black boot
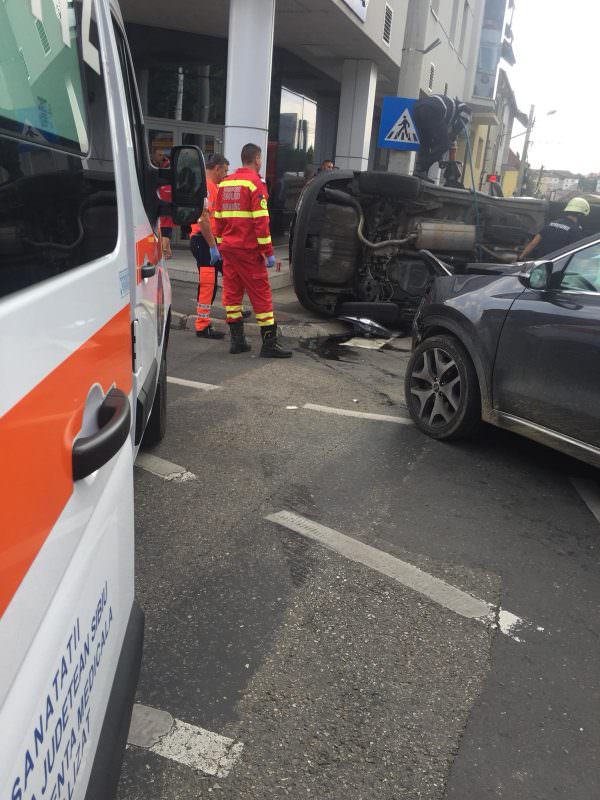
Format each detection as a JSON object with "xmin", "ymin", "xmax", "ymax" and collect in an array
[
  {"xmin": 196, "ymin": 325, "xmax": 225, "ymax": 340},
  {"xmin": 260, "ymin": 324, "xmax": 292, "ymax": 358},
  {"xmin": 229, "ymin": 321, "xmax": 251, "ymax": 354}
]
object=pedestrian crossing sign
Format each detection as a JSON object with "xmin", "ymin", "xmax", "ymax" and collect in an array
[{"xmin": 377, "ymin": 96, "xmax": 420, "ymax": 151}]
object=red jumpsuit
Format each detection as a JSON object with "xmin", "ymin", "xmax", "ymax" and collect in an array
[
  {"xmin": 190, "ymin": 178, "xmax": 219, "ymax": 332},
  {"xmin": 214, "ymin": 167, "xmax": 275, "ymax": 329}
]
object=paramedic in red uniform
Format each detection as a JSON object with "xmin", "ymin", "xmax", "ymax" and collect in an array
[
  {"xmin": 189, "ymin": 153, "xmax": 230, "ymax": 339},
  {"xmin": 215, "ymin": 143, "xmax": 292, "ymax": 358},
  {"xmin": 156, "ymin": 152, "xmax": 173, "ymax": 259}
]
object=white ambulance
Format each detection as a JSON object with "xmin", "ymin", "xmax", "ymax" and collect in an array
[{"xmin": 0, "ymin": 2, "xmax": 206, "ymax": 798}]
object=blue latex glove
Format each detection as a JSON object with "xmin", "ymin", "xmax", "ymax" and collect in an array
[
  {"xmin": 209, "ymin": 246, "xmax": 221, "ymax": 265},
  {"xmin": 266, "ymin": 255, "xmax": 276, "ymax": 269}
]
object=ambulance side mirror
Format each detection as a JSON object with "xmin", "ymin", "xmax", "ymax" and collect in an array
[{"xmin": 170, "ymin": 145, "xmax": 207, "ymax": 211}]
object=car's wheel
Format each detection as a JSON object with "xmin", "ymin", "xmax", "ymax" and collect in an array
[
  {"xmin": 358, "ymin": 171, "xmax": 422, "ymax": 200},
  {"xmin": 143, "ymin": 351, "xmax": 167, "ymax": 447},
  {"xmin": 405, "ymin": 335, "xmax": 481, "ymax": 440}
]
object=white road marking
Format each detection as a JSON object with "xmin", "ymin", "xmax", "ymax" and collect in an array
[
  {"xmin": 267, "ymin": 510, "xmax": 536, "ymax": 642},
  {"xmin": 571, "ymin": 477, "xmax": 600, "ymax": 526},
  {"xmin": 128, "ymin": 704, "xmax": 243, "ymax": 778},
  {"xmin": 135, "ymin": 452, "xmax": 196, "ymax": 482},
  {"xmin": 168, "ymin": 376, "xmax": 221, "ymax": 391},
  {"xmin": 497, "ymin": 610, "xmax": 525, "ymax": 643},
  {"xmin": 302, "ymin": 403, "xmax": 413, "ymax": 425},
  {"xmin": 267, "ymin": 510, "xmax": 489, "ymax": 620}
]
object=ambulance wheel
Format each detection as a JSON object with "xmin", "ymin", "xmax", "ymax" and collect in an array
[{"xmin": 143, "ymin": 351, "xmax": 167, "ymax": 446}]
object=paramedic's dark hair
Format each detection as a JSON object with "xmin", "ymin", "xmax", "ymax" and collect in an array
[
  {"xmin": 206, "ymin": 153, "xmax": 230, "ymax": 169},
  {"xmin": 241, "ymin": 143, "xmax": 261, "ymax": 165}
]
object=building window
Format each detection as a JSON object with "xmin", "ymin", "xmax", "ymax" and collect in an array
[
  {"xmin": 125, "ymin": 25, "xmax": 228, "ymax": 125},
  {"xmin": 269, "ymin": 87, "xmax": 317, "ymax": 235},
  {"xmin": 428, "ymin": 63, "xmax": 436, "ymax": 92},
  {"xmin": 145, "ymin": 64, "xmax": 226, "ymax": 125},
  {"xmin": 279, "ymin": 87, "xmax": 316, "ymax": 157},
  {"xmin": 383, "ymin": 5, "xmax": 393, "ymax": 46},
  {"xmin": 35, "ymin": 18, "xmax": 51, "ymax": 55}
]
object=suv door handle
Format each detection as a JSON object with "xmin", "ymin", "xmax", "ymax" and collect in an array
[
  {"xmin": 141, "ymin": 263, "xmax": 156, "ymax": 279},
  {"xmin": 72, "ymin": 388, "xmax": 131, "ymax": 480}
]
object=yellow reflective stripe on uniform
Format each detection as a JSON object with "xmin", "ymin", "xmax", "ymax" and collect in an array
[
  {"xmin": 214, "ymin": 210, "xmax": 269, "ymax": 219},
  {"xmin": 257, "ymin": 236, "xmax": 272, "ymax": 245},
  {"xmin": 257, "ymin": 316, "xmax": 275, "ymax": 327},
  {"xmin": 220, "ymin": 179, "xmax": 258, "ymax": 192},
  {"xmin": 226, "ymin": 305, "xmax": 243, "ymax": 311},
  {"xmin": 227, "ymin": 312, "xmax": 243, "ymax": 320},
  {"xmin": 214, "ymin": 210, "xmax": 253, "ymax": 219},
  {"xmin": 255, "ymin": 311, "xmax": 273, "ymax": 319},
  {"xmin": 215, "ymin": 237, "xmax": 222, "ymax": 243}
]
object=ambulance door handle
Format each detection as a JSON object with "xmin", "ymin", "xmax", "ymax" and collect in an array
[
  {"xmin": 72, "ymin": 388, "xmax": 131, "ymax": 481},
  {"xmin": 141, "ymin": 263, "xmax": 156, "ymax": 279}
]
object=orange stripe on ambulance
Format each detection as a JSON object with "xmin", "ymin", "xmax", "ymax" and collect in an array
[{"xmin": 0, "ymin": 2, "xmax": 207, "ymax": 799}]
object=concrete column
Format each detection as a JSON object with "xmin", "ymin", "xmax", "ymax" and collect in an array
[
  {"xmin": 388, "ymin": 0, "xmax": 429, "ymax": 175},
  {"xmin": 225, "ymin": 0, "xmax": 276, "ymax": 169},
  {"xmin": 335, "ymin": 60, "xmax": 378, "ymax": 171}
]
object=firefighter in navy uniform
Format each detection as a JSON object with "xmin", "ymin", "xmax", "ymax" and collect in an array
[
  {"xmin": 215, "ymin": 143, "xmax": 292, "ymax": 358},
  {"xmin": 520, "ymin": 197, "xmax": 590, "ymax": 260},
  {"xmin": 412, "ymin": 95, "xmax": 472, "ymax": 179}
]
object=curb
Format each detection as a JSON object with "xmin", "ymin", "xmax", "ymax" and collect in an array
[
  {"xmin": 167, "ymin": 262, "xmax": 292, "ymax": 291},
  {"xmin": 170, "ymin": 312, "xmax": 412, "ymax": 349},
  {"xmin": 170, "ymin": 312, "xmax": 350, "ymax": 340}
]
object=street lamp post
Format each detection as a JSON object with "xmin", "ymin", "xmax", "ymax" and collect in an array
[
  {"xmin": 516, "ymin": 107, "xmax": 557, "ymax": 195},
  {"xmin": 516, "ymin": 104, "xmax": 535, "ymax": 195}
]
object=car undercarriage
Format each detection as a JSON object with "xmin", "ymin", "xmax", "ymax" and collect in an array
[{"xmin": 289, "ymin": 170, "xmax": 600, "ymax": 329}]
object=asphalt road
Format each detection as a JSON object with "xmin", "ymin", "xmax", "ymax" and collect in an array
[{"xmin": 117, "ymin": 288, "xmax": 600, "ymax": 799}]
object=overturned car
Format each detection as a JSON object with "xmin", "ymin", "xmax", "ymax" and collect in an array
[{"xmin": 289, "ymin": 170, "xmax": 600, "ymax": 329}]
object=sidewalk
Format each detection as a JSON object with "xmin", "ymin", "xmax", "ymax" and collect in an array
[
  {"xmin": 167, "ymin": 243, "xmax": 292, "ymax": 290},
  {"xmin": 169, "ymin": 279, "xmax": 351, "ymax": 340}
]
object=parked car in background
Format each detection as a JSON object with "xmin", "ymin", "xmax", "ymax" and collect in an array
[{"xmin": 404, "ymin": 234, "xmax": 600, "ymax": 466}]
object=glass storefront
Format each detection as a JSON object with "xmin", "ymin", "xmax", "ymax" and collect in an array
[
  {"xmin": 268, "ymin": 88, "xmax": 317, "ymax": 236},
  {"xmin": 125, "ymin": 24, "xmax": 341, "ymax": 243},
  {"xmin": 279, "ymin": 88, "xmax": 317, "ymax": 166},
  {"xmin": 125, "ymin": 24, "xmax": 227, "ymax": 125},
  {"xmin": 146, "ymin": 64, "xmax": 226, "ymax": 125}
]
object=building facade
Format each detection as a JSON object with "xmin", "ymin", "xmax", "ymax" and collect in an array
[{"xmin": 118, "ymin": 0, "xmax": 516, "ymax": 241}]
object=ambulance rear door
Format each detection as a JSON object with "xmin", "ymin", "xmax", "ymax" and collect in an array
[{"xmin": 0, "ymin": 2, "xmax": 141, "ymax": 798}]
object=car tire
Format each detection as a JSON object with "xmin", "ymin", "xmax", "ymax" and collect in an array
[
  {"xmin": 143, "ymin": 351, "xmax": 167, "ymax": 447},
  {"xmin": 358, "ymin": 171, "xmax": 422, "ymax": 200},
  {"xmin": 405, "ymin": 335, "xmax": 481, "ymax": 440}
]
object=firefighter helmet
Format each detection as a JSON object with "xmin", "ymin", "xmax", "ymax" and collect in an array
[{"xmin": 564, "ymin": 197, "xmax": 590, "ymax": 216}]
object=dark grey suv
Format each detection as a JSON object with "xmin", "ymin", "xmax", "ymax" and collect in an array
[{"xmin": 405, "ymin": 234, "xmax": 600, "ymax": 466}]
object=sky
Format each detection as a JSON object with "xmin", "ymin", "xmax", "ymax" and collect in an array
[{"xmin": 506, "ymin": 0, "xmax": 598, "ymax": 175}]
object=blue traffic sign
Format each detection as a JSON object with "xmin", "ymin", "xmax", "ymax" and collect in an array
[{"xmin": 377, "ymin": 96, "xmax": 420, "ymax": 151}]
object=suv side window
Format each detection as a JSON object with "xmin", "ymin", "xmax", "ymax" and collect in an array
[
  {"xmin": 0, "ymin": 0, "xmax": 118, "ymax": 299},
  {"xmin": 560, "ymin": 243, "xmax": 600, "ymax": 293}
]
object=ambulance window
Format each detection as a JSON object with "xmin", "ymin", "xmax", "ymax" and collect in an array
[
  {"xmin": 112, "ymin": 18, "xmax": 146, "ymax": 198},
  {"xmin": 0, "ymin": 0, "xmax": 118, "ymax": 299}
]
